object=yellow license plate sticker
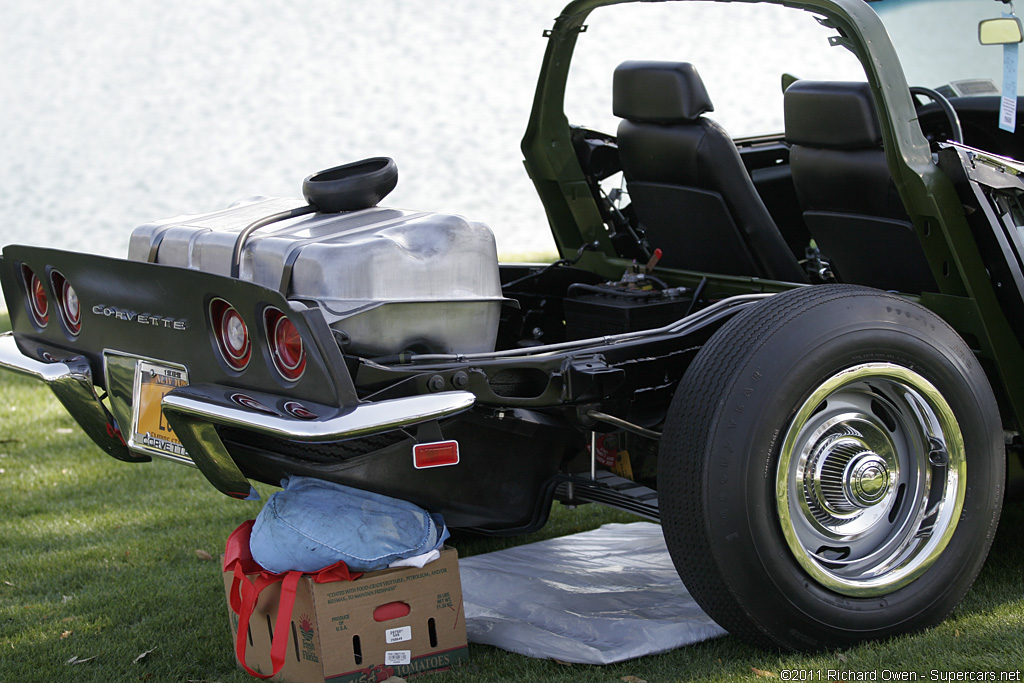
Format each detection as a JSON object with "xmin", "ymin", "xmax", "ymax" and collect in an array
[{"xmin": 131, "ymin": 360, "xmax": 189, "ymax": 459}]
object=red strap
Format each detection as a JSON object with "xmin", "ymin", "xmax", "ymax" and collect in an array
[
  {"xmin": 233, "ymin": 571, "xmax": 300, "ymax": 679},
  {"xmin": 313, "ymin": 558, "xmax": 361, "ymax": 583},
  {"xmin": 224, "ymin": 520, "xmax": 259, "ymax": 575},
  {"xmin": 268, "ymin": 571, "xmax": 301, "ymax": 675},
  {"xmin": 233, "ymin": 572, "xmax": 262, "ymax": 678},
  {"xmin": 225, "ymin": 521, "xmax": 259, "ymax": 619},
  {"xmin": 228, "ymin": 562, "xmax": 250, "ymax": 618},
  {"xmin": 223, "ymin": 520, "xmax": 362, "ymax": 678}
]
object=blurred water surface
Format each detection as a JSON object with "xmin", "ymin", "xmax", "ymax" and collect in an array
[{"xmin": 0, "ymin": 1, "xmax": 860, "ymax": 259}]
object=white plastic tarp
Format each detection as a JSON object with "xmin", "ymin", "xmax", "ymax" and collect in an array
[{"xmin": 459, "ymin": 521, "xmax": 727, "ymax": 664}]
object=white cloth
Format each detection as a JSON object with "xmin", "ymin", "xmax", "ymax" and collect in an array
[
  {"xmin": 388, "ymin": 548, "xmax": 441, "ymax": 569},
  {"xmin": 459, "ymin": 521, "xmax": 727, "ymax": 664}
]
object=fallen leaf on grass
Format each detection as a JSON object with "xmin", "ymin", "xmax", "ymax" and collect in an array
[
  {"xmin": 836, "ymin": 652, "xmax": 848, "ymax": 663},
  {"xmin": 133, "ymin": 647, "xmax": 156, "ymax": 663},
  {"xmin": 61, "ymin": 631, "xmax": 72, "ymax": 639},
  {"xmin": 3, "ymin": 580, "xmax": 13, "ymax": 587},
  {"xmin": 621, "ymin": 676, "xmax": 648, "ymax": 683},
  {"xmin": 67, "ymin": 654, "xmax": 98, "ymax": 665},
  {"xmin": 195, "ymin": 549, "xmax": 214, "ymax": 561},
  {"xmin": 752, "ymin": 668, "xmax": 778, "ymax": 678}
]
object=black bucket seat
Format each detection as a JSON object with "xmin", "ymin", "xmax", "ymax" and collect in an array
[
  {"xmin": 613, "ymin": 60, "xmax": 807, "ymax": 282},
  {"xmin": 784, "ymin": 79, "xmax": 937, "ymax": 293}
]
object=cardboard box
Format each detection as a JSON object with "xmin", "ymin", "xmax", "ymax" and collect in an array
[{"xmin": 224, "ymin": 548, "xmax": 468, "ymax": 682}]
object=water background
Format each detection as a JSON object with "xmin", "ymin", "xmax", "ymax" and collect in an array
[{"xmin": 1, "ymin": 0, "xmax": 897, "ymax": 264}]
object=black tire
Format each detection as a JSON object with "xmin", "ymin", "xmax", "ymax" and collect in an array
[{"xmin": 659, "ymin": 285, "xmax": 1004, "ymax": 651}]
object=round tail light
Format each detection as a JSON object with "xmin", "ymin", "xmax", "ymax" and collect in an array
[
  {"xmin": 51, "ymin": 272, "xmax": 82, "ymax": 336},
  {"xmin": 211, "ymin": 299, "xmax": 251, "ymax": 371},
  {"xmin": 265, "ymin": 307, "xmax": 306, "ymax": 381},
  {"xmin": 22, "ymin": 265, "xmax": 49, "ymax": 328}
]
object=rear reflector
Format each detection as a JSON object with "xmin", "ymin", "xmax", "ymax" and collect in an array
[{"xmin": 412, "ymin": 440, "xmax": 460, "ymax": 469}]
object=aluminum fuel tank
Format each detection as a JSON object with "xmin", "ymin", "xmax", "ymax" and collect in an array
[{"xmin": 128, "ymin": 197, "xmax": 507, "ymax": 357}]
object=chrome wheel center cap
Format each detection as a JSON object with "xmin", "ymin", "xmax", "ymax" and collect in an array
[
  {"xmin": 846, "ymin": 453, "xmax": 891, "ymax": 507},
  {"xmin": 812, "ymin": 433, "xmax": 895, "ymax": 516}
]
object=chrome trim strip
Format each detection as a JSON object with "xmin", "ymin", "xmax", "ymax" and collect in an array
[
  {"xmin": 0, "ymin": 331, "xmax": 76, "ymax": 382},
  {"xmin": 160, "ymin": 386, "xmax": 476, "ymax": 442},
  {"xmin": 0, "ymin": 332, "xmax": 143, "ymax": 462}
]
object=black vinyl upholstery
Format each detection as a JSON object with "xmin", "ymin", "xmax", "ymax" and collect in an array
[
  {"xmin": 785, "ymin": 80, "xmax": 937, "ymax": 293},
  {"xmin": 613, "ymin": 61, "xmax": 807, "ymax": 282}
]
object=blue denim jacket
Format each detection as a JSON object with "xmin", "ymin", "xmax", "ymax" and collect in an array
[{"xmin": 249, "ymin": 475, "xmax": 448, "ymax": 573}]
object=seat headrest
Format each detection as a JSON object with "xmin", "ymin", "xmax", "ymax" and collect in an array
[
  {"xmin": 613, "ymin": 61, "xmax": 714, "ymax": 123},
  {"xmin": 784, "ymin": 80, "xmax": 883, "ymax": 149}
]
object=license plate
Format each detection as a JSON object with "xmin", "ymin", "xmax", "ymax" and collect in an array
[{"xmin": 130, "ymin": 360, "xmax": 189, "ymax": 459}]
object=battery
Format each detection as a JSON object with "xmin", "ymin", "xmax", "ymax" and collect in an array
[{"xmin": 563, "ymin": 289, "xmax": 691, "ymax": 340}]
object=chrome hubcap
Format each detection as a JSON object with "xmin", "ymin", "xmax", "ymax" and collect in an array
[
  {"xmin": 777, "ymin": 363, "xmax": 966, "ymax": 596},
  {"xmin": 803, "ymin": 417, "xmax": 899, "ymax": 533},
  {"xmin": 847, "ymin": 453, "xmax": 890, "ymax": 505}
]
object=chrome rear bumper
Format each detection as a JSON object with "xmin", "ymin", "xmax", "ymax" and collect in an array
[
  {"xmin": 0, "ymin": 332, "xmax": 476, "ymax": 499},
  {"xmin": 0, "ymin": 332, "xmax": 140, "ymax": 462},
  {"xmin": 160, "ymin": 385, "xmax": 475, "ymax": 499}
]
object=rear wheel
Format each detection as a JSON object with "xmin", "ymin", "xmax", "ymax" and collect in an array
[{"xmin": 659, "ymin": 285, "xmax": 1004, "ymax": 650}]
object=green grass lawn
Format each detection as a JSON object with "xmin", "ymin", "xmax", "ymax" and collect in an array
[{"xmin": 1, "ymin": 309, "xmax": 1023, "ymax": 682}]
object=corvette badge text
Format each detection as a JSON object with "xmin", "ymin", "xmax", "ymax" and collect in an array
[{"xmin": 91, "ymin": 304, "xmax": 188, "ymax": 331}]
